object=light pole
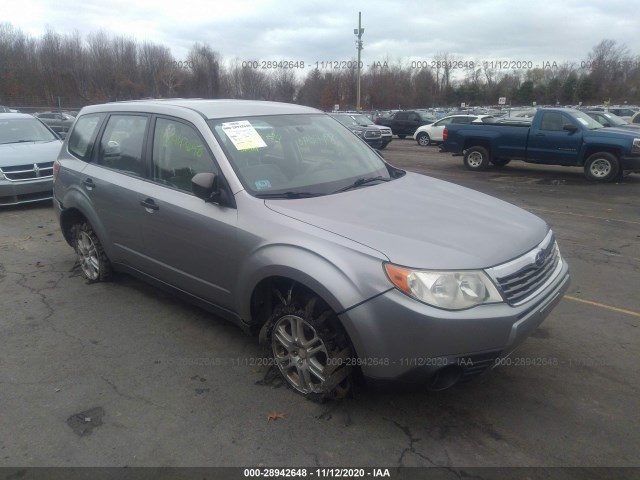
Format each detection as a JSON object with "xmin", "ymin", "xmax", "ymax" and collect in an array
[{"xmin": 354, "ymin": 12, "xmax": 364, "ymax": 111}]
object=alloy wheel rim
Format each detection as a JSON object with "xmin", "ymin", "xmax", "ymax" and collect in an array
[
  {"xmin": 272, "ymin": 315, "xmax": 329, "ymax": 394},
  {"xmin": 77, "ymin": 231, "xmax": 100, "ymax": 280}
]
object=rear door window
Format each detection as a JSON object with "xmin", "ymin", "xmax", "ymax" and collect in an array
[{"xmin": 96, "ymin": 115, "xmax": 149, "ymax": 176}]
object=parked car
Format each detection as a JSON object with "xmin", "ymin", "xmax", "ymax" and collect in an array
[
  {"xmin": 341, "ymin": 112, "xmax": 393, "ymax": 149},
  {"xmin": 0, "ymin": 105, "xmax": 12, "ymax": 113},
  {"xmin": 329, "ymin": 113, "xmax": 386, "ymax": 149},
  {"xmin": 443, "ymin": 108, "xmax": 640, "ymax": 182},
  {"xmin": 34, "ymin": 111, "xmax": 76, "ymax": 135},
  {"xmin": 375, "ymin": 110, "xmax": 436, "ymax": 138},
  {"xmin": 585, "ymin": 111, "xmax": 640, "ymax": 131},
  {"xmin": 54, "ymin": 99, "xmax": 570, "ymax": 400},
  {"xmin": 630, "ymin": 112, "xmax": 640, "ymax": 125},
  {"xmin": 413, "ymin": 114, "xmax": 495, "ymax": 146},
  {"xmin": 0, "ymin": 113, "xmax": 62, "ymax": 206},
  {"xmin": 607, "ymin": 107, "xmax": 639, "ymax": 122}
]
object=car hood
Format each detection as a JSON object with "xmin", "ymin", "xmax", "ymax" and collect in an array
[
  {"xmin": 265, "ymin": 172, "xmax": 548, "ymax": 269},
  {"xmin": 587, "ymin": 127, "xmax": 640, "ymax": 139},
  {"xmin": 0, "ymin": 140, "xmax": 63, "ymax": 167}
]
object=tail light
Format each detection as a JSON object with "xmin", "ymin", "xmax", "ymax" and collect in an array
[
  {"xmin": 443, "ymin": 127, "xmax": 448, "ymax": 141},
  {"xmin": 53, "ymin": 159, "xmax": 60, "ymax": 179}
]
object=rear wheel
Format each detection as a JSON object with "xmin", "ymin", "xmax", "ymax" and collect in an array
[
  {"xmin": 416, "ymin": 132, "xmax": 431, "ymax": 146},
  {"xmin": 71, "ymin": 221, "xmax": 112, "ymax": 282},
  {"xmin": 262, "ymin": 293, "xmax": 354, "ymax": 401},
  {"xmin": 584, "ymin": 152, "xmax": 620, "ymax": 182},
  {"xmin": 463, "ymin": 146, "xmax": 491, "ymax": 171}
]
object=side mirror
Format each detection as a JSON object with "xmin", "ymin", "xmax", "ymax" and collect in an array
[
  {"xmin": 563, "ymin": 124, "xmax": 578, "ymax": 133},
  {"xmin": 192, "ymin": 172, "xmax": 235, "ymax": 207}
]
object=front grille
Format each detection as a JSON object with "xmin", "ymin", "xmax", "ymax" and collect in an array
[
  {"xmin": 498, "ymin": 242, "xmax": 559, "ymax": 304},
  {"xmin": 486, "ymin": 230, "xmax": 562, "ymax": 306},
  {"xmin": 0, "ymin": 162, "xmax": 54, "ymax": 181}
]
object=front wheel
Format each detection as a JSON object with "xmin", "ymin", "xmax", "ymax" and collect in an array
[
  {"xmin": 71, "ymin": 221, "xmax": 112, "ymax": 282},
  {"xmin": 264, "ymin": 295, "xmax": 354, "ymax": 401},
  {"xmin": 463, "ymin": 146, "xmax": 491, "ymax": 171},
  {"xmin": 584, "ymin": 152, "xmax": 620, "ymax": 182},
  {"xmin": 416, "ymin": 132, "xmax": 430, "ymax": 146}
]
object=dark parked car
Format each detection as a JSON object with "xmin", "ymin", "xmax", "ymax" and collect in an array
[
  {"xmin": 375, "ymin": 110, "xmax": 436, "ymax": 138},
  {"xmin": 0, "ymin": 113, "xmax": 62, "ymax": 205},
  {"xmin": 34, "ymin": 112, "xmax": 75, "ymax": 135},
  {"xmin": 54, "ymin": 99, "xmax": 569, "ymax": 400}
]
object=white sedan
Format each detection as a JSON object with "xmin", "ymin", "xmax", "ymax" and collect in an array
[{"xmin": 413, "ymin": 114, "xmax": 495, "ymax": 146}]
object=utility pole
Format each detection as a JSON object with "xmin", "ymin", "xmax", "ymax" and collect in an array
[{"xmin": 354, "ymin": 12, "xmax": 364, "ymax": 111}]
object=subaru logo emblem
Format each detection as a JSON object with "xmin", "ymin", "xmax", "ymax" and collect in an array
[{"xmin": 534, "ymin": 250, "xmax": 546, "ymax": 267}]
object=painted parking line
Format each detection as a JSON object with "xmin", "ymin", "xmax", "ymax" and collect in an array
[
  {"xmin": 527, "ymin": 208, "xmax": 640, "ymax": 226},
  {"xmin": 565, "ymin": 295, "xmax": 640, "ymax": 318}
]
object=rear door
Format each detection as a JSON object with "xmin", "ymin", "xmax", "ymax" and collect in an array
[
  {"xmin": 81, "ymin": 113, "xmax": 151, "ymax": 266},
  {"xmin": 526, "ymin": 111, "xmax": 582, "ymax": 165},
  {"xmin": 135, "ymin": 116, "xmax": 239, "ymax": 309}
]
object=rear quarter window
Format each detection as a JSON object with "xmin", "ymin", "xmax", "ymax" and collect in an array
[{"xmin": 68, "ymin": 114, "xmax": 103, "ymax": 161}]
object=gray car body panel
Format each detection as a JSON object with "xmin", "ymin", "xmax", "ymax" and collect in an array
[{"xmin": 54, "ymin": 99, "xmax": 570, "ymax": 384}]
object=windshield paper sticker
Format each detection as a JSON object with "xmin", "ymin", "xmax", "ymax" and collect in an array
[
  {"xmin": 254, "ymin": 179, "xmax": 272, "ymax": 190},
  {"xmin": 221, "ymin": 121, "xmax": 267, "ymax": 151}
]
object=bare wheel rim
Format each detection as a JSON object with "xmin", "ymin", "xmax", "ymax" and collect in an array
[
  {"xmin": 77, "ymin": 231, "xmax": 100, "ymax": 280},
  {"xmin": 590, "ymin": 158, "xmax": 611, "ymax": 177},
  {"xmin": 272, "ymin": 314, "xmax": 329, "ymax": 394},
  {"xmin": 467, "ymin": 151, "xmax": 484, "ymax": 167}
]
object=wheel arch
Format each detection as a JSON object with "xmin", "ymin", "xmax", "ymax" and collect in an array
[{"xmin": 581, "ymin": 146, "xmax": 622, "ymax": 165}]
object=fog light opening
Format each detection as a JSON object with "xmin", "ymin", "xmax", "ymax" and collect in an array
[{"xmin": 428, "ymin": 365, "xmax": 462, "ymax": 391}]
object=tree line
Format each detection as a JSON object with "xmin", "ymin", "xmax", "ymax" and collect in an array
[{"xmin": 1, "ymin": 22, "xmax": 639, "ymax": 111}]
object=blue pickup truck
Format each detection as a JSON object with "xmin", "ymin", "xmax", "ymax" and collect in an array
[{"xmin": 442, "ymin": 108, "xmax": 640, "ymax": 182}]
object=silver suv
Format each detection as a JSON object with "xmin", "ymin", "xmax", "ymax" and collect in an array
[{"xmin": 53, "ymin": 99, "xmax": 570, "ymax": 400}]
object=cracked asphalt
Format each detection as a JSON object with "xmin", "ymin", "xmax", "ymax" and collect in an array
[{"xmin": 1, "ymin": 140, "xmax": 639, "ymax": 471}]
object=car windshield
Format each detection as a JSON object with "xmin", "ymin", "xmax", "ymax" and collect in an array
[
  {"xmin": 330, "ymin": 114, "xmax": 359, "ymax": 127},
  {"xmin": 418, "ymin": 113, "xmax": 436, "ymax": 122},
  {"xmin": 598, "ymin": 113, "xmax": 628, "ymax": 126},
  {"xmin": 352, "ymin": 114, "xmax": 374, "ymax": 126},
  {"xmin": 208, "ymin": 114, "xmax": 395, "ymax": 197},
  {"xmin": 572, "ymin": 110, "xmax": 608, "ymax": 130},
  {"xmin": 0, "ymin": 118, "xmax": 58, "ymax": 144}
]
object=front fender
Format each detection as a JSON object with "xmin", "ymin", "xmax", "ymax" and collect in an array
[{"xmin": 235, "ymin": 243, "xmax": 392, "ymax": 323}]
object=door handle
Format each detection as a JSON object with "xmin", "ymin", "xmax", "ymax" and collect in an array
[
  {"xmin": 140, "ymin": 198, "xmax": 159, "ymax": 211},
  {"xmin": 82, "ymin": 178, "xmax": 95, "ymax": 190}
]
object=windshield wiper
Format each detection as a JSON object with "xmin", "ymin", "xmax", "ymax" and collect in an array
[
  {"xmin": 255, "ymin": 191, "xmax": 324, "ymax": 199},
  {"xmin": 332, "ymin": 176, "xmax": 392, "ymax": 194}
]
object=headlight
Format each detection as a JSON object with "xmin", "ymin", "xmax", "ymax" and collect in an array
[
  {"xmin": 384, "ymin": 263, "xmax": 503, "ymax": 310},
  {"xmin": 632, "ymin": 138, "xmax": 640, "ymax": 154}
]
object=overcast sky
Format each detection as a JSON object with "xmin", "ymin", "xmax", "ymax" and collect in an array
[{"xmin": 5, "ymin": 0, "xmax": 639, "ymax": 72}]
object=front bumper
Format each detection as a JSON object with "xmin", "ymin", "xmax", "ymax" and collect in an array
[
  {"xmin": 620, "ymin": 155, "xmax": 640, "ymax": 172},
  {"xmin": 338, "ymin": 260, "xmax": 570, "ymax": 385},
  {"xmin": 0, "ymin": 178, "xmax": 53, "ymax": 206}
]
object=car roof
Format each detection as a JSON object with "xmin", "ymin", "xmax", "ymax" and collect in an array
[
  {"xmin": 79, "ymin": 99, "xmax": 322, "ymax": 119},
  {"xmin": 0, "ymin": 113, "xmax": 39, "ymax": 120}
]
